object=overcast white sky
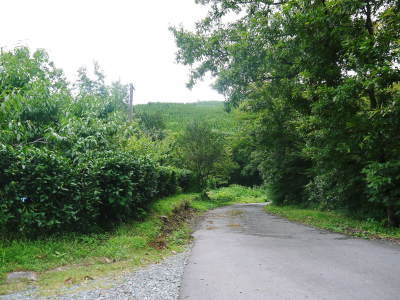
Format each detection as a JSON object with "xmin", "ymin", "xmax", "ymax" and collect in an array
[{"xmin": 0, "ymin": 0, "xmax": 224, "ymax": 103}]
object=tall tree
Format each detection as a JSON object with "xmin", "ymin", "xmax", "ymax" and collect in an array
[
  {"xmin": 175, "ymin": 120, "xmax": 234, "ymax": 189},
  {"xmin": 171, "ymin": 0, "xmax": 400, "ymax": 225}
]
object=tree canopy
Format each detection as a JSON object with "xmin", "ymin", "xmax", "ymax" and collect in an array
[{"xmin": 172, "ymin": 0, "xmax": 400, "ymax": 225}]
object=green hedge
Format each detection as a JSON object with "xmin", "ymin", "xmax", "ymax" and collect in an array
[
  {"xmin": 0, "ymin": 146, "xmax": 81, "ymax": 235},
  {"xmin": 0, "ymin": 145, "xmax": 194, "ymax": 236},
  {"xmin": 157, "ymin": 166, "xmax": 196, "ymax": 196}
]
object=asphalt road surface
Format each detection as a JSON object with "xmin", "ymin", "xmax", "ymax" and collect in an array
[{"xmin": 180, "ymin": 203, "xmax": 400, "ymax": 300}]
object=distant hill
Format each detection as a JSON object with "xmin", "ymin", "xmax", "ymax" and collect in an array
[{"xmin": 135, "ymin": 101, "xmax": 237, "ymax": 134}]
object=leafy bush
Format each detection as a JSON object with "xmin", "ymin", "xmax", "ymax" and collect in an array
[
  {"xmin": 363, "ymin": 161, "xmax": 400, "ymax": 226},
  {"xmin": 0, "ymin": 145, "xmax": 192, "ymax": 236},
  {"xmin": 174, "ymin": 120, "xmax": 236, "ymax": 189},
  {"xmin": 0, "ymin": 47, "xmax": 198, "ymax": 237},
  {"xmin": 81, "ymin": 151, "xmax": 158, "ymax": 225},
  {"xmin": 0, "ymin": 144, "xmax": 15, "ymax": 188},
  {"xmin": 0, "ymin": 146, "xmax": 81, "ymax": 236},
  {"xmin": 157, "ymin": 167, "xmax": 196, "ymax": 196},
  {"xmin": 137, "ymin": 111, "xmax": 166, "ymax": 140},
  {"xmin": 157, "ymin": 166, "xmax": 179, "ymax": 197},
  {"xmin": 174, "ymin": 168, "xmax": 196, "ymax": 192}
]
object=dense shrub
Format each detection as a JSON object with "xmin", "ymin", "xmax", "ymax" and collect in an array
[
  {"xmin": 174, "ymin": 120, "xmax": 236, "ymax": 190},
  {"xmin": 85, "ymin": 151, "xmax": 159, "ymax": 224},
  {"xmin": 363, "ymin": 161, "xmax": 400, "ymax": 226},
  {"xmin": 0, "ymin": 146, "xmax": 80, "ymax": 236},
  {"xmin": 0, "ymin": 146, "xmax": 191, "ymax": 236},
  {"xmin": 0, "ymin": 144, "xmax": 15, "ymax": 188},
  {"xmin": 174, "ymin": 168, "xmax": 196, "ymax": 192},
  {"xmin": 137, "ymin": 111, "xmax": 166, "ymax": 140},
  {"xmin": 0, "ymin": 47, "xmax": 197, "ymax": 237},
  {"xmin": 157, "ymin": 166, "xmax": 179, "ymax": 197},
  {"xmin": 157, "ymin": 167, "xmax": 196, "ymax": 196}
]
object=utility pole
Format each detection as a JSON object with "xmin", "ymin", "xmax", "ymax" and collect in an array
[{"xmin": 128, "ymin": 83, "xmax": 135, "ymax": 122}]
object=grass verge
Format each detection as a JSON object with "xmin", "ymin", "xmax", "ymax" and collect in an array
[
  {"xmin": 265, "ymin": 205, "xmax": 400, "ymax": 243},
  {"xmin": 0, "ymin": 184, "xmax": 265, "ymax": 296},
  {"xmin": 0, "ymin": 193, "xmax": 198, "ymax": 296},
  {"xmin": 191, "ymin": 184, "xmax": 266, "ymax": 211}
]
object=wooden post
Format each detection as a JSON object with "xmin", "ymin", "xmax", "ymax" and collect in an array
[{"xmin": 128, "ymin": 83, "xmax": 134, "ymax": 122}]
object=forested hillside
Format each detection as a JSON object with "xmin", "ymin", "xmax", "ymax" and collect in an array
[
  {"xmin": 133, "ymin": 101, "xmax": 259, "ymax": 187},
  {"xmin": 172, "ymin": 0, "xmax": 400, "ymax": 226},
  {"xmin": 135, "ymin": 101, "xmax": 237, "ymax": 133}
]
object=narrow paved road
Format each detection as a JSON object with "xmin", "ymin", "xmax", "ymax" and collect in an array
[{"xmin": 180, "ymin": 203, "xmax": 400, "ymax": 300}]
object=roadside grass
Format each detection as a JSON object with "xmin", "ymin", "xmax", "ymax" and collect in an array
[
  {"xmin": 0, "ymin": 193, "xmax": 198, "ymax": 296},
  {"xmin": 191, "ymin": 184, "xmax": 266, "ymax": 211},
  {"xmin": 0, "ymin": 185, "xmax": 264, "ymax": 296},
  {"xmin": 265, "ymin": 205, "xmax": 400, "ymax": 242}
]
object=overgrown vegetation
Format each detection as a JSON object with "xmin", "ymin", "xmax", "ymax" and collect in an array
[
  {"xmin": 135, "ymin": 102, "xmax": 260, "ymax": 186},
  {"xmin": 0, "ymin": 45, "xmax": 265, "ymax": 296},
  {"xmin": 174, "ymin": 120, "xmax": 236, "ymax": 188},
  {"xmin": 0, "ymin": 47, "xmax": 196, "ymax": 237},
  {"xmin": 0, "ymin": 45, "xmax": 259, "ymax": 239},
  {"xmin": 0, "ymin": 193, "xmax": 197, "ymax": 295},
  {"xmin": 172, "ymin": 0, "xmax": 400, "ymax": 226},
  {"xmin": 192, "ymin": 184, "xmax": 266, "ymax": 211},
  {"xmin": 5, "ymin": 0, "xmax": 399, "ymax": 293},
  {"xmin": 265, "ymin": 205, "xmax": 400, "ymax": 243}
]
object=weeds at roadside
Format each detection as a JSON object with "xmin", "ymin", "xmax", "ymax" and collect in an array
[
  {"xmin": 191, "ymin": 185, "xmax": 266, "ymax": 211},
  {"xmin": 265, "ymin": 205, "xmax": 400, "ymax": 243},
  {"xmin": 0, "ymin": 194, "xmax": 197, "ymax": 296}
]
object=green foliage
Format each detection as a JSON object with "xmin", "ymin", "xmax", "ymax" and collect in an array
[
  {"xmin": 265, "ymin": 205, "xmax": 400, "ymax": 242},
  {"xmin": 134, "ymin": 102, "xmax": 246, "ymax": 187},
  {"xmin": 363, "ymin": 161, "xmax": 400, "ymax": 226},
  {"xmin": 0, "ymin": 47, "xmax": 196, "ymax": 237},
  {"xmin": 156, "ymin": 166, "xmax": 196, "ymax": 196},
  {"xmin": 0, "ymin": 48, "xmax": 69, "ymax": 147},
  {"xmin": 135, "ymin": 101, "xmax": 236, "ymax": 134},
  {"xmin": 0, "ymin": 47, "xmax": 67, "ymax": 98},
  {"xmin": 190, "ymin": 185, "xmax": 266, "ymax": 211},
  {"xmin": 0, "ymin": 145, "xmax": 189, "ymax": 236},
  {"xmin": 174, "ymin": 120, "xmax": 236, "ymax": 189},
  {"xmin": 363, "ymin": 162, "xmax": 400, "ymax": 205},
  {"xmin": 124, "ymin": 134, "xmax": 172, "ymax": 163},
  {"xmin": 0, "ymin": 146, "xmax": 82, "ymax": 235},
  {"xmin": 207, "ymin": 184, "xmax": 266, "ymax": 203},
  {"xmin": 230, "ymin": 133, "xmax": 262, "ymax": 186},
  {"xmin": 0, "ymin": 192, "xmax": 198, "ymax": 294},
  {"xmin": 83, "ymin": 151, "xmax": 160, "ymax": 224},
  {"xmin": 172, "ymin": 0, "xmax": 400, "ymax": 225},
  {"xmin": 137, "ymin": 111, "xmax": 166, "ymax": 140},
  {"xmin": 174, "ymin": 168, "xmax": 196, "ymax": 192},
  {"xmin": 75, "ymin": 62, "xmax": 108, "ymax": 99}
]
